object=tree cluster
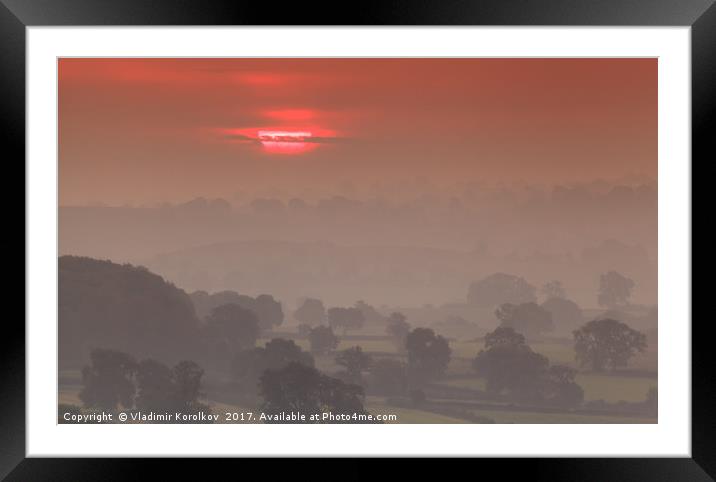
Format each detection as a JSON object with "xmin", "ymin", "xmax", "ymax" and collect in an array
[
  {"xmin": 473, "ymin": 327, "xmax": 583, "ymax": 407},
  {"xmin": 573, "ymin": 318, "xmax": 647, "ymax": 371},
  {"xmin": 405, "ymin": 328, "xmax": 452, "ymax": 384},
  {"xmin": 259, "ymin": 362, "xmax": 375, "ymax": 423},
  {"xmin": 233, "ymin": 338, "xmax": 314, "ymax": 396},
  {"xmin": 79, "ymin": 348, "xmax": 212, "ymax": 422}
]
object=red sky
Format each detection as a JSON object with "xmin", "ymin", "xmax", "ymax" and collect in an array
[{"xmin": 59, "ymin": 58, "xmax": 656, "ymax": 205}]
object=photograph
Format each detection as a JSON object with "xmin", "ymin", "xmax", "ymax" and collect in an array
[
  {"xmin": 3, "ymin": 0, "xmax": 711, "ymax": 474},
  {"xmin": 57, "ymin": 57, "xmax": 658, "ymax": 425}
]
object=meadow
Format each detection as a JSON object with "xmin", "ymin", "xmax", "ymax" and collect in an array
[{"xmin": 60, "ymin": 324, "xmax": 657, "ymax": 424}]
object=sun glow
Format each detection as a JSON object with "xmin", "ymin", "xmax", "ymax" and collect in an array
[
  {"xmin": 222, "ymin": 125, "xmax": 336, "ymax": 155},
  {"xmin": 257, "ymin": 130, "xmax": 316, "ymax": 154},
  {"xmin": 258, "ymin": 130, "xmax": 312, "ymax": 142}
]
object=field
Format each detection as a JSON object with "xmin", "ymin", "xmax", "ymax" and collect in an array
[
  {"xmin": 60, "ymin": 327, "xmax": 657, "ymax": 424},
  {"xmin": 455, "ymin": 407, "xmax": 654, "ymax": 424},
  {"xmin": 434, "ymin": 372, "xmax": 656, "ymax": 403},
  {"xmin": 446, "ymin": 338, "xmax": 656, "ymax": 372},
  {"xmin": 279, "ymin": 337, "xmax": 398, "ymax": 355},
  {"xmin": 575, "ymin": 373, "xmax": 656, "ymax": 403}
]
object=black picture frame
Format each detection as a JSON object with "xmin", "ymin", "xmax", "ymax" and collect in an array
[{"xmin": 1, "ymin": 0, "xmax": 711, "ymax": 478}]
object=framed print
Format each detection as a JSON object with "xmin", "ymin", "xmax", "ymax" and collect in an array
[{"xmin": 2, "ymin": 0, "xmax": 713, "ymax": 478}]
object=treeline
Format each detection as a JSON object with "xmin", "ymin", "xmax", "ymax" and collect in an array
[
  {"xmin": 61, "ymin": 344, "xmax": 377, "ymax": 424},
  {"xmin": 59, "ymin": 256, "xmax": 656, "ymax": 423},
  {"xmin": 62, "ymin": 314, "xmax": 652, "ymax": 423},
  {"xmin": 61, "ymin": 350, "xmax": 210, "ymax": 423}
]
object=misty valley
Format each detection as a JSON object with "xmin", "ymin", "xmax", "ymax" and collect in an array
[
  {"xmin": 58, "ymin": 248, "xmax": 657, "ymax": 425},
  {"xmin": 57, "ymin": 57, "xmax": 658, "ymax": 425}
]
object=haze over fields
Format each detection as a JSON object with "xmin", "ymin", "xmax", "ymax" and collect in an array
[
  {"xmin": 58, "ymin": 58, "xmax": 658, "ymax": 424},
  {"xmin": 59, "ymin": 181, "xmax": 656, "ymax": 309}
]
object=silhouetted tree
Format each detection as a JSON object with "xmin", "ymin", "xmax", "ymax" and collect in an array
[
  {"xmin": 294, "ymin": 298, "xmax": 326, "ymax": 326},
  {"xmin": 385, "ymin": 312, "xmax": 411, "ymax": 352},
  {"xmin": 233, "ymin": 338, "xmax": 314, "ymax": 395},
  {"xmin": 573, "ymin": 318, "xmax": 647, "ymax": 371},
  {"xmin": 335, "ymin": 346, "xmax": 373, "ymax": 384},
  {"xmin": 202, "ymin": 303, "xmax": 260, "ymax": 370},
  {"xmin": 541, "ymin": 280, "xmax": 566, "ymax": 300},
  {"xmin": 541, "ymin": 365, "xmax": 584, "ymax": 408},
  {"xmin": 60, "ymin": 257, "xmax": 200, "ymax": 367},
  {"xmin": 205, "ymin": 303, "xmax": 261, "ymax": 350},
  {"xmin": 354, "ymin": 300, "xmax": 385, "ymax": 324},
  {"xmin": 320, "ymin": 375, "xmax": 372, "ymax": 420},
  {"xmin": 254, "ymin": 294, "xmax": 284, "ymax": 330},
  {"xmin": 475, "ymin": 330, "xmax": 584, "ymax": 406},
  {"xmin": 135, "ymin": 359, "xmax": 175, "ymax": 412},
  {"xmin": 79, "ymin": 349, "xmax": 137, "ymax": 410},
  {"xmin": 308, "ymin": 325, "xmax": 339, "ymax": 356},
  {"xmin": 598, "ymin": 271, "xmax": 635, "ymax": 308},
  {"xmin": 405, "ymin": 328, "xmax": 451, "ymax": 383},
  {"xmin": 541, "ymin": 297, "xmax": 584, "ymax": 333},
  {"xmin": 495, "ymin": 302, "xmax": 554, "ymax": 337},
  {"xmin": 135, "ymin": 359, "xmax": 211, "ymax": 420},
  {"xmin": 472, "ymin": 343, "xmax": 549, "ymax": 402},
  {"xmin": 260, "ymin": 362, "xmax": 321, "ymax": 419},
  {"xmin": 327, "ymin": 307, "xmax": 365, "ymax": 335},
  {"xmin": 259, "ymin": 362, "xmax": 372, "ymax": 423},
  {"xmin": 190, "ymin": 290, "xmax": 243, "ymax": 319},
  {"xmin": 192, "ymin": 290, "xmax": 284, "ymax": 331},
  {"xmin": 172, "ymin": 360, "xmax": 207, "ymax": 414},
  {"xmin": 136, "ymin": 359, "xmax": 209, "ymax": 414},
  {"xmin": 369, "ymin": 359, "xmax": 408, "ymax": 396},
  {"xmin": 467, "ymin": 273, "xmax": 537, "ymax": 308}
]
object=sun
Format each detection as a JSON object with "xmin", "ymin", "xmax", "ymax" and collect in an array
[
  {"xmin": 257, "ymin": 130, "xmax": 316, "ymax": 154},
  {"xmin": 221, "ymin": 126, "xmax": 337, "ymax": 155},
  {"xmin": 258, "ymin": 130, "xmax": 312, "ymax": 142}
]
